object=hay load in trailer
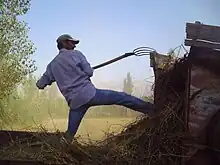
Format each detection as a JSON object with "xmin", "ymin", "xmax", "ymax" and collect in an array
[{"xmin": 0, "ymin": 21, "xmax": 220, "ymax": 165}]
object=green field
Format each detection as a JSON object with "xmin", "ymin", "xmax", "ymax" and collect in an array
[{"xmin": 43, "ymin": 117, "xmax": 136, "ymax": 141}]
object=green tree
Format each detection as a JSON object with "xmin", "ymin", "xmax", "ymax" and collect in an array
[
  {"xmin": 122, "ymin": 72, "xmax": 135, "ymax": 117},
  {"xmin": 2, "ymin": 74, "xmax": 69, "ymax": 129},
  {"xmin": 123, "ymin": 72, "xmax": 133, "ymax": 95},
  {"xmin": 0, "ymin": 0, "xmax": 36, "ymax": 127}
]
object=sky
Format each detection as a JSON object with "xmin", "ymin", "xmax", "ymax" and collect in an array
[{"xmin": 22, "ymin": 0, "xmax": 219, "ymax": 91}]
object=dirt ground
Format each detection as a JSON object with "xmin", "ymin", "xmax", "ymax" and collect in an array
[{"xmin": 42, "ymin": 117, "xmax": 135, "ymax": 141}]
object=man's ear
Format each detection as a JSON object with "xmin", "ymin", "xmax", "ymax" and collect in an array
[{"xmin": 57, "ymin": 42, "xmax": 64, "ymax": 50}]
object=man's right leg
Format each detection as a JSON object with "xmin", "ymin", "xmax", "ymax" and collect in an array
[
  {"xmin": 63, "ymin": 105, "xmax": 88, "ymax": 143},
  {"xmin": 87, "ymin": 89, "xmax": 155, "ymax": 116}
]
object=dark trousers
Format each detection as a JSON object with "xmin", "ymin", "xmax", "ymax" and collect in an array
[{"xmin": 67, "ymin": 89, "xmax": 154, "ymax": 136}]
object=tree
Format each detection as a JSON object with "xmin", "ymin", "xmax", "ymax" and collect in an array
[
  {"xmin": 0, "ymin": 0, "xmax": 36, "ymax": 98},
  {"xmin": 0, "ymin": 0, "xmax": 36, "ymax": 127},
  {"xmin": 122, "ymin": 72, "xmax": 135, "ymax": 117},
  {"xmin": 123, "ymin": 72, "xmax": 133, "ymax": 95}
]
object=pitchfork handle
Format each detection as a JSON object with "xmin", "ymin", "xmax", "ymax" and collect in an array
[{"xmin": 92, "ymin": 52, "xmax": 134, "ymax": 70}]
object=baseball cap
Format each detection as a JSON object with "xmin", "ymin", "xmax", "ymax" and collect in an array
[{"xmin": 56, "ymin": 34, "xmax": 79, "ymax": 44}]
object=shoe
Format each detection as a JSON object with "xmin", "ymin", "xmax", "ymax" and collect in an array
[{"xmin": 60, "ymin": 131, "xmax": 74, "ymax": 145}]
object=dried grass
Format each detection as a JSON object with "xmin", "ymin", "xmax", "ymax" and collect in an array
[{"xmin": 0, "ymin": 57, "xmax": 194, "ymax": 165}]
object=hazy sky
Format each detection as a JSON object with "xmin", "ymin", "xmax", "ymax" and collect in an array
[{"xmin": 23, "ymin": 0, "xmax": 219, "ymax": 89}]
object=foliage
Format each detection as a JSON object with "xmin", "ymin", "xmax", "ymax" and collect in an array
[
  {"xmin": 123, "ymin": 72, "xmax": 133, "ymax": 95},
  {"xmin": 0, "ymin": 0, "xmax": 36, "ymax": 127},
  {"xmin": 1, "ymin": 72, "xmax": 140, "ymax": 129},
  {"xmin": 122, "ymin": 72, "xmax": 140, "ymax": 117},
  {"xmin": 1, "ymin": 74, "xmax": 70, "ymax": 129},
  {"xmin": 0, "ymin": 0, "xmax": 31, "ymax": 16}
]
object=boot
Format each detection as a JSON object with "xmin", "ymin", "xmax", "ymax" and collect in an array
[{"xmin": 60, "ymin": 131, "xmax": 74, "ymax": 144}]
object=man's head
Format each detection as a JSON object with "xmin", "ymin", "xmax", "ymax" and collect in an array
[{"xmin": 56, "ymin": 34, "xmax": 79, "ymax": 50}]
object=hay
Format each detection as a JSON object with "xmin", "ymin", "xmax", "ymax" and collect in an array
[{"xmin": 0, "ymin": 57, "xmax": 193, "ymax": 165}]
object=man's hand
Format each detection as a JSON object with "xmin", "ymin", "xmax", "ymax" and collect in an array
[{"xmin": 36, "ymin": 80, "xmax": 45, "ymax": 90}]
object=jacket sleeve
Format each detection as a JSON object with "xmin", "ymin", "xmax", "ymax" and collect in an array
[
  {"xmin": 78, "ymin": 51, "xmax": 94, "ymax": 77},
  {"xmin": 36, "ymin": 64, "xmax": 55, "ymax": 89}
]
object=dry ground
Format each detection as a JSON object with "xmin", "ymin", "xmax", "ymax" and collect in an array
[{"xmin": 42, "ymin": 117, "xmax": 135, "ymax": 141}]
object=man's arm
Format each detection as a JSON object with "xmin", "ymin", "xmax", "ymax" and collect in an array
[
  {"xmin": 36, "ymin": 64, "xmax": 55, "ymax": 89},
  {"xmin": 78, "ymin": 51, "xmax": 94, "ymax": 77}
]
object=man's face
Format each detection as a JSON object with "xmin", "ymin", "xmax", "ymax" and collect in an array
[{"xmin": 63, "ymin": 40, "xmax": 76, "ymax": 50}]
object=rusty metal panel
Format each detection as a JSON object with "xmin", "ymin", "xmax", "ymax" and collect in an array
[
  {"xmin": 185, "ymin": 39, "xmax": 220, "ymax": 50},
  {"xmin": 186, "ymin": 22, "xmax": 220, "ymax": 43},
  {"xmin": 187, "ymin": 46, "xmax": 220, "ymax": 157},
  {"xmin": 185, "ymin": 22, "xmax": 220, "ymax": 50}
]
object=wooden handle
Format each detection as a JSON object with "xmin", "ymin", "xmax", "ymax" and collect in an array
[{"xmin": 92, "ymin": 53, "xmax": 134, "ymax": 70}]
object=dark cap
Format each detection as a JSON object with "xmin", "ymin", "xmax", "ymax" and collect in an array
[{"xmin": 56, "ymin": 34, "xmax": 79, "ymax": 44}]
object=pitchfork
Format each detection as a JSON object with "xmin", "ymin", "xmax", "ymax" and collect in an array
[{"xmin": 92, "ymin": 47, "xmax": 157, "ymax": 70}]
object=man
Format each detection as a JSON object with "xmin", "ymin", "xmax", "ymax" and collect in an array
[{"xmin": 36, "ymin": 34, "xmax": 155, "ymax": 143}]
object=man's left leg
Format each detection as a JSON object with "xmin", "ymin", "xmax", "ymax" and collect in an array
[
  {"xmin": 63, "ymin": 105, "xmax": 88, "ymax": 143},
  {"xmin": 87, "ymin": 89, "xmax": 155, "ymax": 116}
]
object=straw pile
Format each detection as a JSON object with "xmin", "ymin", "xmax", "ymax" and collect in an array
[{"xmin": 0, "ymin": 57, "xmax": 192, "ymax": 165}]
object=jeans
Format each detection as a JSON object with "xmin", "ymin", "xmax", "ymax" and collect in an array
[{"xmin": 67, "ymin": 89, "xmax": 154, "ymax": 136}]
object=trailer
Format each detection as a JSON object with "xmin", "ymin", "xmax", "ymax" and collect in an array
[{"xmin": 151, "ymin": 21, "xmax": 220, "ymax": 165}]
